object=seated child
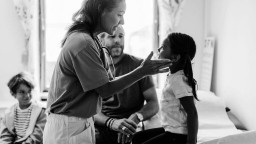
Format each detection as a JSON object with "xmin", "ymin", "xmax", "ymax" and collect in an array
[
  {"xmin": 0, "ymin": 72, "xmax": 46, "ymax": 144},
  {"xmin": 132, "ymin": 33, "xmax": 199, "ymax": 144}
]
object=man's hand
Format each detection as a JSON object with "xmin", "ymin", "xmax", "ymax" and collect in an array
[
  {"xmin": 117, "ymin": 132, "xmax": 133, "ymax": 144},
  {"xmin": 116, "ymin": 114, "xmax": 140, "ymax": 144},
  {"xmin": 128, "ymin": 113, "xmax": 140, "ymax": 125},
  {"xmin": 111, "ymin": 118, "xmax": 137, "ymax": 136}
]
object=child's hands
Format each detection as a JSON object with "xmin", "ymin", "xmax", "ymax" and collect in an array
[{"xmin": 22, "ymin": 138, "xmax": 33, "ymax": 144}]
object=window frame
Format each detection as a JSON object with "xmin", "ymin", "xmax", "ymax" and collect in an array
[
  {"xmin": 39, "ymin": 0, "xmax": 48, "ymax": 92},
  {"xmin": 38, "ymin": 0, "xmax": 160, "ymax": 92}
]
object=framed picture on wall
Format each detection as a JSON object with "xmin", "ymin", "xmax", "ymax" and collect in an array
[{"xmin": 200, "ymin": 37, "xmax": 215, "ymax": 91}]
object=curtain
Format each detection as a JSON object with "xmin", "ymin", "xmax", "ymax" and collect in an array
[
  {"xmin": 13, "ymin": 0, "xmax": 36, "ymax": 73},
  {"xmin": 158, "ymin": 0, "xmax": 186, "ymax": 44}
]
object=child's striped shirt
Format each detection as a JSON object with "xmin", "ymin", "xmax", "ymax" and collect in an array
[{"xmin": 14, "ymin": 104, "xmax": 32, "ymax": 138}]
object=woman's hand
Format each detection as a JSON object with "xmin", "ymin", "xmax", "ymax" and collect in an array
[{"xmin": 139, "ymin": 51, "xmax": 171, "ymax": 76}]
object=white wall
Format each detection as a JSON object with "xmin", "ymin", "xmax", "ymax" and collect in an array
[
  {"xmin": 157, "ymin": 0, "xmax": 205, "ymax": 90},
  {"xmin": 206, "ymin": 0, "xmax": 256, "ymax": 130},
  {"xmin": 0, "ymin": 0, "xmax": 26, "ymax": 106},
  {"xmin": 175, "ymin": 0, "xmax": 205, "ymax": 85},
  {"xmin": 174, "ymin": 0, "xmax": 256, "ymax": 130}
]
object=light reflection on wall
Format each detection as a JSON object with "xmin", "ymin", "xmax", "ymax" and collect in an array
[{"xmin": 123, "ymin": 0, "xmax": 154, "ymax": 59}]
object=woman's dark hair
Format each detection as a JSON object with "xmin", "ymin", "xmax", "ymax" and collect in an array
[
  {"xmin": 61, "ymin": 0, "xmax": 122, "ymax": 46},
  {"xmin": 167, "ymin": 32, "xmax": 198, "ymax": 100},
  {"xmin": 7, "ymin": 72, "xmax": 35, "ymax": 96}
]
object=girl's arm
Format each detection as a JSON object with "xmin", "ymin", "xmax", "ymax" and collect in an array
[{"xmin": 180, "ymin": 96, "xmax": 198, "ymax": 144}]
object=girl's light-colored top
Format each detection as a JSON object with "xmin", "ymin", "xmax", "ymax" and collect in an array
[{"xmin": 160, "ymin": 70, "xmax": 193, "ymax": 134}]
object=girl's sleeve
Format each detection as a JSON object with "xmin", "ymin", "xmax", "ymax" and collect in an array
[
  {"xmin": 27, "ymin": 108, "xmax": 47, "ymax": 144},
  {"xmin": 0, "ymin": 116, "xmax": 15, "ymax": 143},
  {"xmin": 172, "ymin": 75, "xmax": 193, "ymax": 99}
]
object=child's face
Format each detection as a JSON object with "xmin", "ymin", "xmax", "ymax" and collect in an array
[
  {"xmin": 158, "ymin": 40, "xmax": 171, "ymax": 60},
  {"xmin": 14, "ymin": 84, "xmax": 32, "ymax": 108}
]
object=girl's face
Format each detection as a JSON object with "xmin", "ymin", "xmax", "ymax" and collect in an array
[
  {"xmin": 14, "ymin": 84, "xmax": 32, "ymax": 109},
  {"xmin": 158, "ymin": 40, "xmax": 171, "ymax": 60},
  {"xmin": 101, "ymin": 0, "xmax": 126, "ymax": 35}
]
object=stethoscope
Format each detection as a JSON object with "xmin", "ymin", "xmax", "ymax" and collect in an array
[{"xmin": 94, "ymin": 36, "xmax": 116, "ymax": 79}]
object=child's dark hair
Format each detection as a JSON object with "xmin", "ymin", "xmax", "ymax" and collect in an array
[
  {"xmin": 7, "ymin": 72, "xmax": 35, "ymax": 96},
  {"xmin": 167, "ymin": 32, "xmax": 198, "ymax": 100}
]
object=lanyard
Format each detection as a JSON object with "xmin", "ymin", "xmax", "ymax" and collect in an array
[{"xmin": 93, "ymin": 36, "xmax": 115, "ymax": 79}]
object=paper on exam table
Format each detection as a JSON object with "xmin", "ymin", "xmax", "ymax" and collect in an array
[
  {"xmin": 196, "ymin": 91, "xmax": 242, "ymax": 143},
  {"xmin": 200, "ymin": 130, "xmax": 256, "ymax": 144}
]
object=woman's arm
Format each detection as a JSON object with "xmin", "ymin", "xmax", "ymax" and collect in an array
[
  {"xmin": 96, "ymin": 52, "xmax": 171, "ymax": 98},
  {"xmin": 180, "ymin": 96, "xmax": 198, "ymax": 144}
]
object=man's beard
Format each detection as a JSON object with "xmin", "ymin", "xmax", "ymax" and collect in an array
[{"xmin": 109, "ymin": 45, "xmax": 124, "ymax": 58}]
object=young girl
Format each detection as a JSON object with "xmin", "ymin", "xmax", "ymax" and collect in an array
[
  {"xmin": 0, "ymin": 72, "xmax": 46, "ymax": 144},
  {"xmin": 132, "ymin": 33, "xmax": 199, "ymax": 144}
]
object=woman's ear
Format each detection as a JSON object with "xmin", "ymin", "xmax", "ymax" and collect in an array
[{"xmin": 98, "ymin": 33, "xmax": 106, "ymax": 45}]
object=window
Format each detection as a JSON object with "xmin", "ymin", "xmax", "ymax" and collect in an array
[
  {"xmin": 39, "ymin": 0, "xmax": 159, "ymax": 92},
  {"xmin": 39, "ymin": 0, "xmax": 84, "ymax": 91}
]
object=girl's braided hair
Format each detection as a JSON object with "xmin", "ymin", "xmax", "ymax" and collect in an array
[{"xmin": 168, "ymin": 33, "xmax": 198, "ymax": 100}]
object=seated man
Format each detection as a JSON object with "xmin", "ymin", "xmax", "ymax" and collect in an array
[
  {"xmin": 94, "ymin": 25, "xmax": 159, "ymax": 144},
  {"xmin": 0, "ymin": 72, "xmax": 46, "ymax": 144}
]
